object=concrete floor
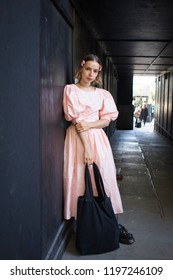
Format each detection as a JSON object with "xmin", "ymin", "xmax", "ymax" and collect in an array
[{"xmin": 62, "ymin": 121, "xmax": 173, "ymax": 260}]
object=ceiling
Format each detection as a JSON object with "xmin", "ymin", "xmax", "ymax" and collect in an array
[{"xmin": 73, "ymin": 0, "xmax": 173, "ymax": 77}]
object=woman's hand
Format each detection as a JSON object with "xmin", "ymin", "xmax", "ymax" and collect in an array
[
  {"xmin": 75, "ymin": 119, "xmax": 110, "ymax": 133},
  {"xmin": 74, "ymin": 124, "xmax": 93, "ymax": 165},
  {"xmin": 75, "ymin": 122, "xmax": 90, "ymax": 133},
  {"xmin": 84, "ymin": 146, "xmax": 93, "ymax": 165},
  {"xmin": 75, "ymin": 119, "xmax": 110, "ymax": 165}
]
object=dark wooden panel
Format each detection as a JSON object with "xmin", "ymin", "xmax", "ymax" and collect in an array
[
  {"xmin": 155, "ymin": 72, "xmax": 173, "ymax": 141},
  {"xmin": 167, "ymin": 72, "xmax": 173, "ymax": 136},
  {"xmin": 40, "ymin": 85, "xmax": 65, "ymax": 254},
  {"xmin": 163, "ymin": 76, "xmax": 168, "ymax": 130},
  {"xmin": 0, "ymin": 0, "xmax": 41, "ymax": 259},
  {"xmin": 40, "ymin": 0, "xmax": 72, "ymax": 257}
]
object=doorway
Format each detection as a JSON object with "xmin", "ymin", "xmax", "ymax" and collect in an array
[{"xmin": 133, "ymin": 75, "xmax": 156, "ymax": 130}]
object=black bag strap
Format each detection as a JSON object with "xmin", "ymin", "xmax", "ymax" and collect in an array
[
  {"xmin": 93, "ymin": 162, "xmax": 108, "ymax": 199},
  {"xmin": 84, "ymin": 162, "xmax": 108, "ymax": 199},
  {"xmin": 84, "ymin": 164, "xmax": 94, "ymax": 197}
]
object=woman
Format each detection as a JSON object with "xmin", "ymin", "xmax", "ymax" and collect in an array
[
  {"xmin": 63, "ymin": 54, "xmax": 134, "ymax": 245},
  {"xmin": 140, "ymin": 104, "xmax": 148, "ymax": 125},
  {"xmin": 134, "ymin": 106, "xmax": 142, "ymax": 127}
]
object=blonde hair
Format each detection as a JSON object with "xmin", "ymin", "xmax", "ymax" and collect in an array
[{"xmin": 74, "ymin": 54, "xmax": 102, "ymax": 86}]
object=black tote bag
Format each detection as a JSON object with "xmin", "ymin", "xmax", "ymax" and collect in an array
[{"xmin": 76, "ymin": 162, "xmax": 120, "ymax": 255}]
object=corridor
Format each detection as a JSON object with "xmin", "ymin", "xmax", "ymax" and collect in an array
[{"xmin": 62, "ymin": 121, "xmax": 173, "ymax": 260}]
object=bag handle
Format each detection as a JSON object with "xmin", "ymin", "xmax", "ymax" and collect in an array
[
  {"xmin": 93, "ymin": 162, "xmax": 108, "ymax": 199},
  {"xmin": 84, "ymin": 162, "xmax": 108, "ymax": 199},
  {"xmin": 84, "ymin": 164, "xmax": 94, "ymax": 197}
]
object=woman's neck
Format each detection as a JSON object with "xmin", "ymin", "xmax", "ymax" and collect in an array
[
  {"xmin": 76, "ymin": 82, "xmax": 95, "ymax": 91},
  {"xmin": 78, "ymin": 81, "xmax": 91, "ymax": 88}
]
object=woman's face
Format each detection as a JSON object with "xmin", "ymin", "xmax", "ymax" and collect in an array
[{"xmin": 80, "ymin": 60, "xmax": 100, "ymax": 84}]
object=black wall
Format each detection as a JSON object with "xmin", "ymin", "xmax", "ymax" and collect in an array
[
  {"xmin": 155, "ymin": 72, "xmax": 173, "ymax": 140},
  {"xmin": 0, "ymin": 0, "xmax": 73, "ymax": 259},
  {"xmin": 0, "ymin": 0, "xmax": 41, "ymax": 259},
  {"xmin": 40, "ymin": 0, "xmax": 73, "ymax": 258}
]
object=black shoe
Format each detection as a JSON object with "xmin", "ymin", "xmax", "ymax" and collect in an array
[{"xmin": 119, "ymin": 224, "xmax": 135, "ymax": 245}]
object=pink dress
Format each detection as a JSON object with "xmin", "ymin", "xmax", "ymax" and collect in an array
[{"xmin": 63, "ymin": 84, "xmax": 123, "ymax": 219}]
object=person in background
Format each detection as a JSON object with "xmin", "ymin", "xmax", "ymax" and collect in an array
[
  {"xmin": 63, "ymin": 54, "xmax": 135, "ymax": 245},
  {"xmin": 140, "ymin": 104, "xmax": 148, "ymax": 125},
  {"xmin": 134, "ymin": 105, "xmax": 142, "ymax": 125}
]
